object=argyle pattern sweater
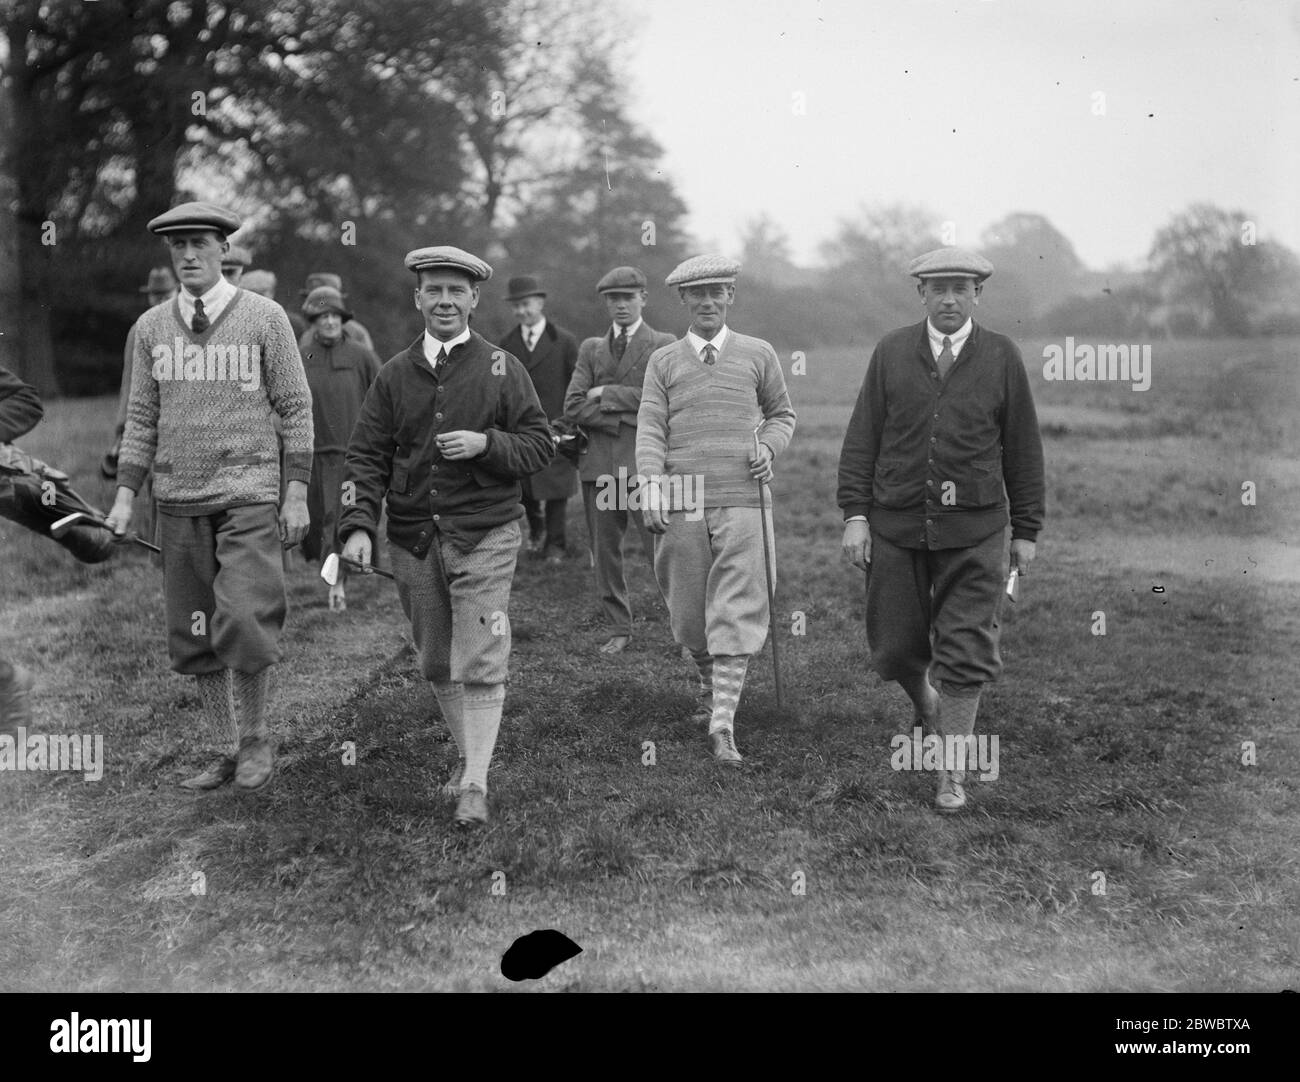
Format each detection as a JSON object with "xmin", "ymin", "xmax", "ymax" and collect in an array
[
  {"xmin": 118, "ymin": 290, "xmax": 313, "ymax": 514},
  {"xmin": 636, "ymin": 330, "xmax": 796, "ymax": 509}
]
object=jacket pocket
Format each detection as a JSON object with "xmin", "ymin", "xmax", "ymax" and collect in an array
[{"xmin": 968, "ymin": 457, "xmax": 1005, "ymax": 506}]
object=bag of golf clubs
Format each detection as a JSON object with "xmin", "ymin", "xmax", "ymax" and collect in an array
[{"xmin": 0, "ymin": 442, "xmax": 117, "ymax": 563}]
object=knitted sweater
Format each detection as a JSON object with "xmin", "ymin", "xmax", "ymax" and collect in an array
[
  {"xmin": 636, "ymin": 330, "xmax": 796, "ymax": 509},
  {"xmin": 118, "ymin": 290, "xmax": 314, "ymax": 514}
]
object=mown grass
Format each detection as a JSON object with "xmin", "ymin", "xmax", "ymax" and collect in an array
[{"xmin": 1, "ymin": 335, "xmax": 1297, "ymax": 990}]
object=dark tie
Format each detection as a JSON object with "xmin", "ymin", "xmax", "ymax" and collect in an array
[
  {"xmin": 614, "ymin": 328, "xmax": 628, "ymax": 361},
  {"xmin": 701, "ymin": 343, "xmax": 717, "ymax": 366},
  {"xmin": 525, "ymin": 329, "xmax": 536, "ymax": 353},
  {"xmin": 191, "ymin": 298, "xmax": 209, "ymax": 334},
  {"xmin": 937, "ymin": 336, "xmax": 954, "ymax": 378},
  {"xmin": 432, "ymin": 345, "xmax": 448, "ymax": 376}
]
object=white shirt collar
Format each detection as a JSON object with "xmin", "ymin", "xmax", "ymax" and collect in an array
[
  {"xmin": 686, "ymin": 325, "xmax": 728, "ymax": 360},
  {"xmin": 611, "ymin": 318, "xmax": 643, "ymax": 340},
  {"xmin": 927, "ymin": 318, "xmax": 972, "ymax": 360},
  {"xmin": 423, "ymin": 327, "xmax": 471, "ymax": 369},
  {"xmin": 521, "ymin": 317, "xmax": 547, "ymax": 346},
  {"xmin": 177, "ymin": 276, "xmax": 237, "ymax": 328}
]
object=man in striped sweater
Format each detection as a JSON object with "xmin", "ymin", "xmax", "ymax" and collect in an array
[
  {"xmin": 637, "ymin": 255, "xmax": 796, "ymax": 766},
  {"xmin": 105, "ymin": 201, "xmax": 314, "ymax": 793}
]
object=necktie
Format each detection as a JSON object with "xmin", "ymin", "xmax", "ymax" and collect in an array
[
  {"xmin": 937, "ymin": 336, "xmax": 954, "ymax": 378},
  {"xmin": 701, "ymin": 343, "xmax": 717, "ymax": 366},
  {"xmin": 432, "ymin": 345, "xmax": 447, "ymax": 376},
  {"xmin": 525, "ymin": 329, "xmax": 535, "ymax": 352},
  {"xmin": 614, "ymin": 328, "xmax": 628, "ymax": 361},
  {"xmin": 191, "ymin": 298, "xmax": 209, "ymax": 334}
]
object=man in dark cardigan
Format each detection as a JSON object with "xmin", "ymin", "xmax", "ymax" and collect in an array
[
  {"xmin": 499, "ymin": 275, "xmax": 579, "ymax": 563},
  {"xmin": 339, "ymin": 246, "xmax": 554, "ymax": 827},
  {"xmin": 836, "ymin": 246, "xmax": 1044, "ymax": 815}
]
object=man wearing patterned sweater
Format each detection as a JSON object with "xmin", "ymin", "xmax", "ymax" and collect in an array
[
  {"xmin": 106, "ymin": 201, "xmax": 313, "ymax": 793},
  {"xmin": 637, "ymin": 255, "xmax": 796, "ymax": 766}
]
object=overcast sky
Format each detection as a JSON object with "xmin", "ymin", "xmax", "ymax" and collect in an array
[{"xmin": 624, "ymin": 0, "xmax": 1300, "ymax": 270}]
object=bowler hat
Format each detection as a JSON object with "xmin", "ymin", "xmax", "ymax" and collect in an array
[{"xmin": 505, "ymin": 275, "xmax": 546, "ymax": 301}]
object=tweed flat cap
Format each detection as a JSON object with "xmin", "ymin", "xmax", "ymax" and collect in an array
[
  {"xmin": 222, "ymin": 244, "xmax": 253, "ymax": 269},
  {"xmin": 302, "ymin": 286, "xmax": 352, "ymax": 321},
  {"xmin": 147, "ymin": 201, "xmax": 242, "ymax": 237},
  {"xmin": 907, "ymin": 247, "xmax": 994, "ymax": 280},
  {"xmin": 596, "ymin": 266, "xmax": 647, "ymax": 294},
  {"xmin": 665, "ymin": 254, "xmax": 740, "ymax": 288},
  {"xmin": 404, "ymin": 246, "xmax": 492, "ymax": 282},
  {"xmin": 505, "ymin": 275, "xmax": 546, "ymax": 301}
]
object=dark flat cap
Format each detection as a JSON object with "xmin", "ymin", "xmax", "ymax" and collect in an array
[
  {"xmin": 907, "ymin": 247, "xmax": 994, "ymax": 280},
  {"xmin": 666, "ymin": 255, "xmax": 740, "ymax": 288},
  {"xmin": 147, "ymin": 201, "xmax": 242, "ymax": 237},
  {"xmin": 596, "ymin": 266, "xmax": 647, "ymax": 294},
  {"xmin": 221, "ymin": 244, "xmax": 253, "ymax": 268},
  {"xmin": 404, "ymin": 246, "xmax": 492, "ymax": 282},
  {"xmin": 302, "ymin": 286, "xmax": 352, "ymax": 321},
  {"xmin": 504, "ymin": 275, "xmax": 545, "ymax": 301}
]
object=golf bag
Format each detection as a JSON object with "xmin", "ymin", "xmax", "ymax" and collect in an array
[{"xmin": 0, "ymin": 443, "xmax": 116, "ymax": 564}]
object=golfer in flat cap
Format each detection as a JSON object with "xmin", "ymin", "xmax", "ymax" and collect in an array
[
  {"xmin": 837, "ymin": 247, "xmax": 1044, "ymax": 813},
  {"xmin": 638, "ymin": 255, "xmax": 796, "ymax": 765},
  {"xmin": 105, "ymin": 201, "xmax": 314, "ymax": 792},
  {"xmin": 299, "ymin": 285, "xmax": 381, "ymax": 611},
  {"xmin": 339, "ymin": 246, "xmax": 554, "ymax": 827},
  {"xmin": 500, "ymin": 276, "xmax": 580, "ymax": 563},
  {"xmin": 563, "ymin": 266, "xmax": 675, "ymax": 654}
]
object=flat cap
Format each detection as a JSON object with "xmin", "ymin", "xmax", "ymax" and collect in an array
[
  {"xmin": 907, "ymin": 246, "xmax": 994, "ymax": 281},
  {"xmin": 596, "ymin": 266, "xmax": 648, "ymax": 294},
  {"xmin": 147, "ymin": 201, "xmax": 242, "ymax": 237},
  {"xmin": 138, "ymin": 266, "xmax": 178, "ymax": 294},
  {"xmin": 222, "ymin": 244, "xmax": 253, "ymax": 269},
  {"xmin": 301, "ymin": 272, "xmax": 343, "ymax": 296},
  {"xmin": 404, "ymin": 246, "xmax": 492, "ymax": 282},
  {"xmin": 665, "ymin": 254, "xmax": 741, "ymax": 288},
  {"xmin": 302, "ymin": 286, "xmax": 352, "ymax": 321},
  {"xmin": 241, "ymin": 269, "xmax": 277, "ymax": 296}
]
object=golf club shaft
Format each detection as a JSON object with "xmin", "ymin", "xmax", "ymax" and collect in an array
[
  {"xmin": 57, "ymin": 512, "xmax": 162, "ymax": 553},
  {"xmin": 339, "ymin": 555, "xmax": 395, "ymax": 580}
]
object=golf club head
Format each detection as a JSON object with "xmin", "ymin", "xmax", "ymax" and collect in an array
[
  {"xmin": 320, "ymin": 552, "xmax": 342, "ymax": 586},
  {"xmin": 49, "ymin": 511, "xmax": 90, "ymax": 539}
]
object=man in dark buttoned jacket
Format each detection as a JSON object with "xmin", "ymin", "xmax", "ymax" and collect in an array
[
  {"xmin": 339, "ymin": 246, "xmax": 553, "ymax": 828},
  {"xmin": 837, "ymin": 247, "xmax": 1044, "ymax": 815},
  {"xmin": 499, "ymin": 276, "xmax": 579, "ymax": 562},
  {"xmin": 563, "ymin": 266, "xmax": 675, "ymax": 654}
]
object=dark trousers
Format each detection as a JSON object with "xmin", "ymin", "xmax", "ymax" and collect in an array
[
  {"xmin": 523, "ymin": 495, "xmax": 568, "ymax": 550},
  {"xmin": 866, "ymin": 528, "xmax": 1007, "ymax": 690},
  {"xmin": 581, "ymin": 480, "xmax": 656, "ymax": 634}
]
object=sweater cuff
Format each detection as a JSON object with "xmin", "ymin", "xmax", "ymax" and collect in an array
[
  {"xmin": 844, "ymin": 514, "xmax": 868, "ymax": 524},
  {"xmin": 283, "ymin": 453, "xmax": 313, "ymax": 486},
  {"xmin": 1011, "ymin": 527, "xmax": 1039, "ymax": 542},
  {"xmin": 841, "ymin": 502, "xmax": 871, "ymax": 520},
  {"xmin": 117, "ymin": 463, "xmax": 147, "ymax": 494}
]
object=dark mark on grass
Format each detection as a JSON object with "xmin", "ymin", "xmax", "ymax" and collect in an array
[{"xmin": 500, "ymin": 929, "xmax": 583, "ymax": 981}]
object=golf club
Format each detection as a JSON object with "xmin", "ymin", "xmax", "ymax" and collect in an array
[
  {"xmin": 754, "ymin": 428, "xmax": 784, "ymax": 708},
  {"xmin": 320, "ymin": 551, "xmax": 395, "ymax": 586},
  {"xmin": 49, "ymin": 511, "xmax": 161, "ymax": 554}
]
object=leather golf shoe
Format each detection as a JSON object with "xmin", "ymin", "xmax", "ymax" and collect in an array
[
  {"xmin": 709, "ymin": 727, "xmax": 743, "ymax": 766},
  {"xmin": 235, "ymin": 736, "xmax": 274, "ymax": 791},
  {"xmin": 935, "ymin": 771, "xmax": 966, "ymax": 813},
  {"xmin": 441, "ymin": 758, "xmax": 466, "ymax": 800},
  {"xmin": 454, "ymin": 784, "xmax": 488, "ymax": 827},
  {"xmin": 179, "ymin": 755, "xmax": 237, "ymax": 790}
]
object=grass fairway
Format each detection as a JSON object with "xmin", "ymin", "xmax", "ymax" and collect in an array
[{"xmin": 1, "ymin": 335, "xmax": 1298, "ymax": 991}]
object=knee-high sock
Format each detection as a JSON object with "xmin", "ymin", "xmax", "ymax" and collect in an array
[
  {"xmin": 196, "ymin": 669, "xmax": 237, "ymax": 751},
  {"xmin": 938, "ymin": 682, "xmax": 981, "ymax": 781},
  {"xmin": 461, "ymin": 683, "xmax": 505, "ymax": 794},
  {"xmin": 709, "ymin": 655, "xmax": 749, "ymax": 734},
  {"xmin": 233, "ymin": 667, "xmax": 272, "ymax": 742},
  {"xmin": 690, "ymin": 649, "xmax": 713, "ymax": 710},
  {"xmin": 432, "ymin": 681, "xmax": 467, "ymax": 760}
]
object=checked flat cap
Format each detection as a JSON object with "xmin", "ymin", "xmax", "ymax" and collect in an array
[
  {"xmin": 147, "ymin": 201, "xmax": 242, "ymax": 237},
  {"xmin": 907, "ymin": 247, "xmax": 994, "ymax": 281},
  {"xmin": 665, "ymin": 254, "xmax": 740, "ymax": 288},
  {"xmin": 596, "ymin": 266, "xmax": 647, "ymax": 294},
  {"xmin": 404, "ymin": 246, "xmax": 493, "ymax": 282}
]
